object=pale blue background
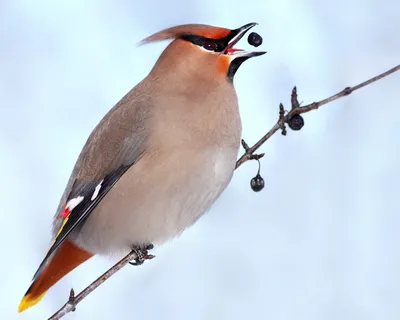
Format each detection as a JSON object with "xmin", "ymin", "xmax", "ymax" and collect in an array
[{"xmin": 1, "ymin": 1, "xmax": 400, "ymax": 319}]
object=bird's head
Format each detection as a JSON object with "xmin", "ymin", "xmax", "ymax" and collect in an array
[{"xmin": 141, "ymin": 23, "xmax": 266, "ymax": 83}]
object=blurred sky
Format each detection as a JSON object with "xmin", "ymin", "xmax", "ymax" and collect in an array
[{"xmin": 1, "ymin": 0, "xmax": 400, "ymax": 319}]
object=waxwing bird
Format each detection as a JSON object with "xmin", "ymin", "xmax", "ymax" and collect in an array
[{"xmin": 18, "ymin": 22, "xmax": 266, "ymax": 312}]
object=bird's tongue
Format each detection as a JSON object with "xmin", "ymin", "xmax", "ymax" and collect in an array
[{"xmin": 226, "ymin": 48, "xmax": 243, "ymax": 54}]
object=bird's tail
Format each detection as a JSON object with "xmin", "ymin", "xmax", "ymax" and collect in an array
[{"xmin": 18, "ymin": 239, "xmax": 93, "ymax": 312}]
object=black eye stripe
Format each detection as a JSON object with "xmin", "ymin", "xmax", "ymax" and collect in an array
[
  {"xmin": 180, "ymin": 29, "xmax": 240, "ymax": 52},
  {"xmin": 181, "ymin": 35, "xmax": 226, "ymax": 52}
]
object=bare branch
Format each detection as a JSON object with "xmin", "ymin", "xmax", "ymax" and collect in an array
[
  {"xmin": 236, "ymin": 64, "xmax": 400, "ymax": 169},
  {"xmin": 49, "ymin": 63, "xmax": 399, "ymax": 319},
  {"xmin": 48, "ymin": 249, "xmax": 154, "ymax": 320}
]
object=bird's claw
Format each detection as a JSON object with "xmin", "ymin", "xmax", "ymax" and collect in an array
[{"xmin": 129, "ymin": 244, "xmax": 155, "ymax": 266}]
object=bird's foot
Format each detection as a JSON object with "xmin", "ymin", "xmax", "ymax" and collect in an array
[{"xmin": 129, "ymin": 244, "xmax": 155, "ymax": 266}]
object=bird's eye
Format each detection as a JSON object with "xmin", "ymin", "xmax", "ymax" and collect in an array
[{"xmin": 203, "ymin": 41, "xmax": 217, "ymax": 51}]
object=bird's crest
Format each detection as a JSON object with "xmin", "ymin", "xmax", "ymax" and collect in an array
[{"xmin": 139, "ymin": 24, "xmax": 231, "ymax": 45}]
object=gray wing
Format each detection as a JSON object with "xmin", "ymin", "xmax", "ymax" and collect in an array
[{"xmin": 33, "ymin": 87, "xmax": 154, "ymax": 280}]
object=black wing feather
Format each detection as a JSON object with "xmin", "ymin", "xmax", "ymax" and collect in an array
[{"xmin": 32, "ymin": 165, "xmax": 130, "ymax": 280}]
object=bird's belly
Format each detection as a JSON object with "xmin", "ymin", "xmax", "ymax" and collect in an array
[{"xmin": 75, "ymin": 147, "xmax": 237, "ymax": 256}]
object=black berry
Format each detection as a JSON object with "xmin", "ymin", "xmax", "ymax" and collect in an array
[
  {"xmin": 248, "ymin": 32, "xmax": 263, "ymax": 47},
  {"xmin": 251, "ymin": 173, "xmax": 265, "ymax": 192},
  {"xmin": 288, "ymin": 114, "xmax": 304, "ymax": 131}
]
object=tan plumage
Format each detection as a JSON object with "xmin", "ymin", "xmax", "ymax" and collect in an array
[{"xmin": 19, "ymin": 22, "xmax": 265, "ymax": 312}]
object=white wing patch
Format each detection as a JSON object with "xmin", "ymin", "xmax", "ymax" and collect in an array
[
  {"xmin": 65, "ymin": 196, "xmax": 84, "ymax": 211},
  {"xmin": 91, "ymin": 180, "xmax": 103, "ymax": 201}
]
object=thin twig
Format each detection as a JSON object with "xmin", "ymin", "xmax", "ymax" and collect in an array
[
  {"xmin": 48, "ymin": 250, "xmax": 154, "ymax": 320},
  {"xmin": 235, "ymin": 64, "xmax": 400, "ymax": 169},
  {"xmin": 49, "ymin": 63, "xmax": 400, "ymax": 319}
]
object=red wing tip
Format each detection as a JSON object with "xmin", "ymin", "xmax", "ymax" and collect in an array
[{"xmin": 60, "ymin": 207, "xmax": 70, "ymax": 218}]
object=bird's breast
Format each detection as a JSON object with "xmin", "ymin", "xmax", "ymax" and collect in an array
[
  {"xmin": 75, "ymin": 144, "xmax": 239, "ymax": 256},
  {"xmin": 152, "ymin": 87, "xmax": 242, "ymax": 149},
  {"xmin": 74, "ymin": 90, "xmax": 242, "ymax": 255}
]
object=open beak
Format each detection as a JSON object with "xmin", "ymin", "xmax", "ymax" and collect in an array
[{"xmin": 223, "ymin": 22, "xmax": 266, "ymax": 58}]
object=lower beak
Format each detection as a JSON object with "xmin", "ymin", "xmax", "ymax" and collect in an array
[{"xmin": 223, "ymin": 22, "xmax": 266, "ymax": 58}]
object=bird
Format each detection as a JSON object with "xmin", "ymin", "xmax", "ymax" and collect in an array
[{"xmin": 18, "ymin": 22, "xmax": 266, "ymax": 312}]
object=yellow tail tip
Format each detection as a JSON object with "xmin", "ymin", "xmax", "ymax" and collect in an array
[{"xmin": 18, "ymin": 291, "xmax": 47, "ymax": 313}]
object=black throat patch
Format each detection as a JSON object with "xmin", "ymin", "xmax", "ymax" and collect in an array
[{"xmin": 227, "ymin": 56, "xmax": 250, "ymax": 82}]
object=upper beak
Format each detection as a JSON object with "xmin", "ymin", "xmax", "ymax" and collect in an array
[{"xmin": 223, "ymin": 22, "xmax": 266, "ymax": 58}]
